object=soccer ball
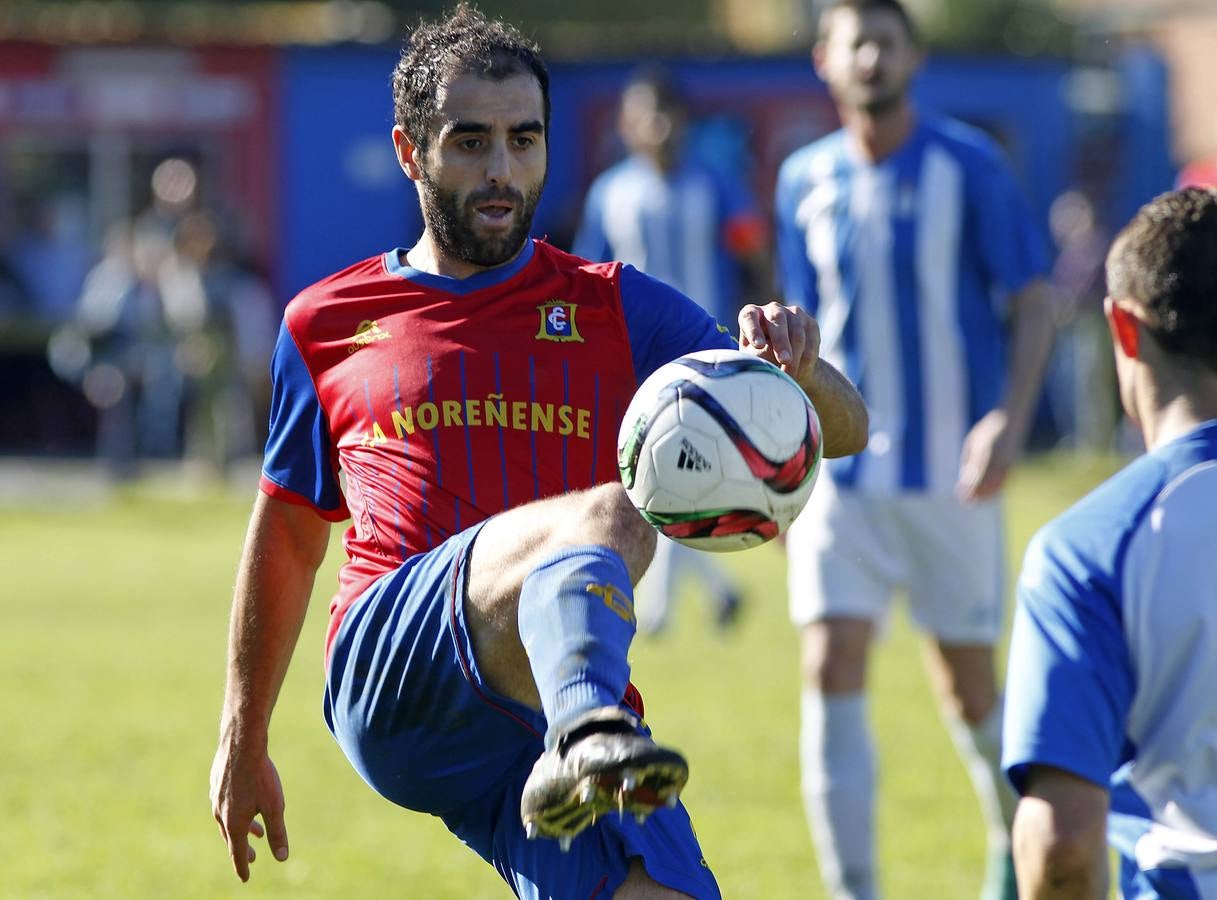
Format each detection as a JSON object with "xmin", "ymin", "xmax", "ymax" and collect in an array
[{"xmin": 617, "ymin": 348, "xmax": 822, "ymax": 552}]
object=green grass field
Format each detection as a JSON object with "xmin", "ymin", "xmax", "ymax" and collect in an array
[{"xmin": 0, "ymin": 453, "xmax": 1123, "ymax": 899}]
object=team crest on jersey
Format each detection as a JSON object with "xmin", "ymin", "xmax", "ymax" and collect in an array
[
  {"xmin": 535, "ymin": 300, "xmax": 583, "ymax": 343},
  {"xmin": 348, "ymin": 319, "xmax": 392, "ymax": 354}
]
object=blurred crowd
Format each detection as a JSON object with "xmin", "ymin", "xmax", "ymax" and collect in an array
[
  {"xmin": 3, "ymin": 91, "xmax": 1210, "ymax": 478},
  {"xmin": 1, "ymin": 157, "xmax": 277, "ymax": 477}
]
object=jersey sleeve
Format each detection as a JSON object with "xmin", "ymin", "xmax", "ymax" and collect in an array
[
  {"xmin": 619, "ymin": 265, "xmax": 736, "ymax": 383},
  {"xmin": 572, "ymin": 177, "xmax": 612, "ymax": 263},
  {"xmin": 259, "ymin": 320, "xmax": 349, "ymax": 521},
  {"xmin": 970, "ymin": 150, "xmax": 1051, "ymax": 302},
  {"xmin": 774, "ymin": 156, "xmax": 820, "ymax": 315},
  {"xmin": 1002, "ymin": 524, "xmax": 1135, "ymax": 793}
]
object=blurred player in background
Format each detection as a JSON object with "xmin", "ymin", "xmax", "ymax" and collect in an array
[
  {"xmin": 574, "ymin": 67, "xmax": 769, "ymax": 635},
  {"xmin": 208, "ymin": 5, "xmax": 868, "ymax": 898},
  {"xmin": 1003, "ymin": 186, "xmax": 1217, "ymax": 899},
  {"xmin": 773, "ymin": 1, "xmax": 1056, "ymax": 897}
]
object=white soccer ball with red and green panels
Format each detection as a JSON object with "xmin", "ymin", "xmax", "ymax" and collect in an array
[{"xmin": 617, "ymin": 348, "xmax": 823, "ymax": 552}]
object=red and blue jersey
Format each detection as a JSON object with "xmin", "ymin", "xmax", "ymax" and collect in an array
[{"xmin": 259, "ymin": 238, "xmax": 735, "ymax": 657}]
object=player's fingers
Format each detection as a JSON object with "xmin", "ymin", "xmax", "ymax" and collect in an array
[
  {"xmin": 955, "ymin": 477, "xmax": 978, "ymax": 503},
  {"xmin": 262, "ymin": 806, "xmax": 290, "ymax": 863},
  {"xmin": 784, "ymin": 315, "xmax": 807, "ymax": 370},
  {"xmin": 737, "ymin": 305, "xmax": 767, "ymax": 350},
  {"xmin": 762, "ymin": 303, "xmax": 793, "ymax": 364},
  {"xmin": 227, "ymin": 827, "xmax": 252, "ymax": 882},
  {"xmin": 799, "ymin": 310, "xmax": 821, "ymax": 365},
  {"xmin": 973, "ymin": 464, "xmax": 1008, "ymax": 499},
  {"xmin": 248, "ymin": 818, "xmax": 265, "ymax": 839},
  {"xmin": 955, "ymin": 454, "xmax": 982, "ymax": 502}
]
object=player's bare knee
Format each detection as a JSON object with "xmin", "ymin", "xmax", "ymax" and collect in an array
[
  {"xmin": 576, "ymin": 483, "xmax": 656, "ymax": 583},
  {"xmin": 954, "ymin": 690, "xmax": 997, "ymax": 726},
  {"xmin": 800, "ymin": 621, "xmax": 868, "ymax": 693},
  {"xmin": 804, "ymin": 655, "xmax": 866, "ymax": 694},
  {"xmin": 936, "ymin": 674, "xmax": 996, "ymax": 724}
]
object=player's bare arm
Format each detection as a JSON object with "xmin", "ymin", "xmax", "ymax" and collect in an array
[
  {"xmin": 210, "ymin": 492, "xmax": 331, "ymax": 882},
  {"xmin": 738, "ymin": 300, "xmax": 869, "ymax": 458},
  {"xmin": 958, "ymin": 277, "xmax": 1056, "ymax": 501},
  {"xmin": 1012, "ymin": 765, "xmax": 1109, "ymax": 899}
]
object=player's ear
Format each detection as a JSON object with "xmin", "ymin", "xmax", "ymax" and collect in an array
[
  {"xmin": 1105, "ymin": 296, "xmax": 1141, "ymax": 360},
  {"xmin": 392, "ymin": 126, "xmax": 423, "ymax": 182}
]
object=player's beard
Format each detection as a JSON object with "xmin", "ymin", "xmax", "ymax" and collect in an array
[
  {"xmin": 858, "ymin": 85, "xmax": 906, "ymax": 116},
  {"xmin": 845, "ymin": 74, "xmax": 909, "ymax": 117},
  {"xmin": 418, "ymin": 175, "xmax": 544, "ymax": 269}
]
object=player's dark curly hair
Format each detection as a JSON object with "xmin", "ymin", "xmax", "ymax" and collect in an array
[
  {"xmin": 1106, "ymin": 186, "xmax": 1217, "ymax": 374},
  {"xmin": 391, "ymin": 3, "xmax": 550, "ymax": 154},
  {"xmin": 818, "ymin": 0, "xmax": 920, "ymax": 43}
]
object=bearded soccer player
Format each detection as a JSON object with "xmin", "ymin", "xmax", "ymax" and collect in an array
[{"xmin": 208, "ymin": 6, "xmax": 868, "ymax": 898}]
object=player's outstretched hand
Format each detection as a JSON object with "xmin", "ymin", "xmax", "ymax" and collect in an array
[
  {"xmin": 957, "ymin": 408, "xmax": 1020, "ymax": 502},
  {"xmin": 210, "ymin": 737, "xmax": 289, "ymax": 882},
  {"xmin": 738, "ymin": 301, "xmax": 821, "ymax": 383}
]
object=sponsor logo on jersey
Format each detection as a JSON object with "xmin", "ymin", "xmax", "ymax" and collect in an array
[
  {"xmin": 348, "ymin": 319, "xmax": 392, "ymax": 354},
  {"xmin": 356, "ymin": 395, "xmax": 595, "ymax": 448},
  {"xmin": 677, "ymin": 438, "xmax": 712, "ymax": 472},
  {"xmin": 535, "ymin": 300, "xmax": 583, "ymax": 343}
]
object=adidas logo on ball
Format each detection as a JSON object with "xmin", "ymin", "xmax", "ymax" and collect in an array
[{"xmin": 677, "ymin": 438, "xmax": 712, "ymax": 472}]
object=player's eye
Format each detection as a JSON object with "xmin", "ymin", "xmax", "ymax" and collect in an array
[
  {"xmin": 512, "ymin": 135, "xmax": 536, "ymax": 149},
  {"xmin": 458, "ymin": 137, "xmax": 482, "ymax": 151}
]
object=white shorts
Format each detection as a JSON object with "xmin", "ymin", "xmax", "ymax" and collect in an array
[{"xmin": 786, "ymin": 478, "xmax": 1006, "ymax": 643}]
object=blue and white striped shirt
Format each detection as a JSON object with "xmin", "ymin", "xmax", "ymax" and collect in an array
[
  {"xmin": 775, "ymin": 117, "xmax": 1049, "ymax": 494},
  {"xmin": 575, "ymin": 154, "xmax": 760, "ymax": 328}
]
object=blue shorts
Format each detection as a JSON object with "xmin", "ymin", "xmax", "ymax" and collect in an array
[{"xmin": 323, "ymin": 523, "xmax": 721, "ymax": 900}]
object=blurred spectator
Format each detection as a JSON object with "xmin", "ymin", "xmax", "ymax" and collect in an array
[
  {"xmin": 60, "ymin": 219, "xmax": 179, "ymax": 475},
  {"xmin": 1046, "ymin": 189, "xmax": 1117, "ymax": 452},
  {"xmin": 8, "ymin": 193, "xmax": 94, "ymax": 325},
  {"xmin": 573, "ymin": 66, "xmax": 764, "ymax": 635},
  {"xmin": 161, "ymin": 210, "xmax": 276, "ymax": 473},
  {"xmin": 47, "ymin": 157, "xmax": 275, "ymax": 476}
]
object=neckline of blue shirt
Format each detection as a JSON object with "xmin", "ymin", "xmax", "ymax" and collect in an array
[
  {"xmin": 1156, "ymin": 417, "xmax": 1217, "ymax": 452},
  {"xmin": 841, "ymin": 116, "xmax": 932, "ymax": 170},
  {"xmin": 382, "ymin": 239, "xmax": 535, "ymax": 295}
]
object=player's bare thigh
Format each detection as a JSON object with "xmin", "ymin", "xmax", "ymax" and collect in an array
[
  {"xmin": 921, "ymin": 639, "xmax": 999, "ymax": 724},
  {"xmin": 465, "ymin": 483, "xmax": 656, "ymax": 707},
  {"xmin": 614, "ymin": 859, "xmax": 695, "ymax": 899}
]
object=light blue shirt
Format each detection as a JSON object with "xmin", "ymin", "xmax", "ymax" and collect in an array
[
  {"xmin": 575, "ymin": 154, "xmax": 758, "ymax": 328},
  {"xmin": 775, "ymin": 117, "xmax": 1049, "ymax": 494},
  {"xmin": 1004, "ymin": 420, "xmax": 1217, "ymax": 899}
]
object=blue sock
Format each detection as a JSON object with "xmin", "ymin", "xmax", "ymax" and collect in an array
[{"xmin": 517, "ymin": 545, "xmax": 637, "ymax": 748}]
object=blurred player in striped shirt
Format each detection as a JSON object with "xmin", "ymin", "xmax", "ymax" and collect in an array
[
  {"xmin": 774, "ymin": 1, "xmax": 1056, "ymax": 897},
  {"xmin": 574, "ymin": 68, "xmax": 769, "ymax": 635}
]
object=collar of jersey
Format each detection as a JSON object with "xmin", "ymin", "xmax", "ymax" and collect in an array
[
  {"xmin": 844, "ymin": 117, "xmax": 930, "ymax": 169},
  {"xmin": 382, "ymin": 239, "xmax": 535, "ymax": 295}
]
